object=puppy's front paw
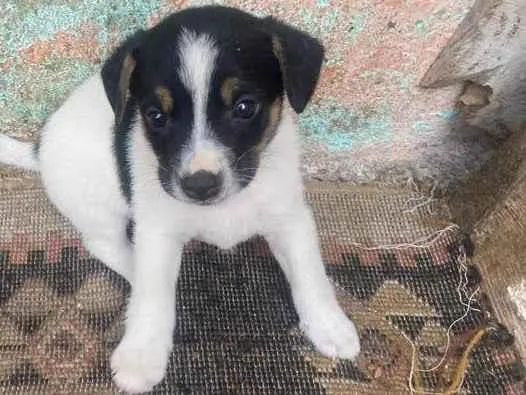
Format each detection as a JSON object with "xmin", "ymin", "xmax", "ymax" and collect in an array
[
  {"xmin": 300, "ymin": 305, "xmax": 360, "ymax": 360},
  {"xmin": 111, "ymin": 335, "xmax": 171, "ymax": 394}
]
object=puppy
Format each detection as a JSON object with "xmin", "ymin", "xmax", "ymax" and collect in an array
[{"xmin": 0, "ymin": 6, "xmax": 360, "ymax": 393}]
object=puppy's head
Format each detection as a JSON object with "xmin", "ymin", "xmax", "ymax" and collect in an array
[{"xmin": 102, "ymin": 6, "xmax": 324, "ymax": 205}]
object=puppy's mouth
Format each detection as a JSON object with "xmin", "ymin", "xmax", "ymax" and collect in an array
[
  {"xmin": 183, "ymin": 189, "xmax": 229, "ymax": 206},
  {"xmin": 165, "ymin": 185, "xmax": 228, "ymax": 206},
  {"xmin": 191, "ymin": 195, "xmax": 226, "ymax": 206}
]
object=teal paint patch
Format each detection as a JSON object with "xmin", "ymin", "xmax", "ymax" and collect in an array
[
  {"xmin": 388, "ymin": 71, "xmax": 412, "ymax": 91},
  {"xmin": 96, "ymin": 29, "xmax": 110, "ymax": 46},
  {"xmin": 0, "ymin": 0, "xmax": 163, "ymax": 126},
  {"xmin": 300, "ymin": 9, "xmax": 345, "ymax": 65},
  {"xmin": 322, "ymin": 10, "xmax": 340, "ymax": 33},
  {"xmin": 317, "ymin": 0, "xmax": 330, "ymax": 8},
  {"xmin": 413, "ymin": 121, "xmax": 434, "ymax": 135},
  {"xmin": 348, "ymin": 14, "xmax": 365, "ymax": 43},
  {"xmin": 300, "ymin": 100, "xmax": 393, "ymax": 151},
  {"xmin": 399, "ymin": 75, "xmax": 411, "ymax": 90},
  {"xmin": 1, "ymin": 0, "xmax": 163, "ymax": 56},
  {"xmin": 436, "ymin": 109, "xmax": 459, "ymax": 120},
  {"xmin": 1, "ymin": 60, "xmax": 96, "ymax": 124},
  {"xmin": 300, "ymin": 8, "xmax": 343, "ymax": 40},
  {"xmin": 321, "ymin": 10, "xmax": 341, "ymax": 65},
  {"xmin": 415, "ymin": 19, "xmax": 427, "ymax": 34}
]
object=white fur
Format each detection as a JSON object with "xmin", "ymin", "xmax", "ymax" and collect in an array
[
  {"xmin": 178, "ymin": 31, "xmax": 216, "ymax": 151},
  {"xmin": 0, "ymin": 134, "xmax": 39, "ymax": 171},
  {"xmin": 178, "ymin": 29, "xmax": 217, "ymax": 143},
  {"xmin": 39, "ymin": 75, "xmax": 134, "ymax": 281},
  {"xmin": 0, "ymin": 41, "xmax": 360, "ymax": 394}
]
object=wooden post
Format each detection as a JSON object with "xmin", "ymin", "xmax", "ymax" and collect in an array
[{"xmin": 420, "ymin": 0, "xmax": 525, "ymax": 135}]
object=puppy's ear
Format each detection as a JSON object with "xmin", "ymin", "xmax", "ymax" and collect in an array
[
  {"xmin": 264, "ymin": 17, "xmax": 324, "ymax": 114},
  {"xmin": 101, "ymin": 31, "xmax": 145, "ymax": 123}
]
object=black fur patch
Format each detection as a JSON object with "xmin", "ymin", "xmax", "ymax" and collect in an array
[
  {"xmin": 113, "ymin": 99, "xmax": 138, "ymax": 203},
  {"xmin": 126, "ymin": 218, "xmax": 135, "ymax": 244},
  {"xmin": 103, "ymin": 30, "xmax": 145, "ymax": 203}
]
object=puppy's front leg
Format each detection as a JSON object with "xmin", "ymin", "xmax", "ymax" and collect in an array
[
  {"xmin": 266, "ymin": 204, "xmax": 360, "ymax": 360},
  {"xmin": 111, "ymin": 220, "xmax": 182, "ymax": 394}
]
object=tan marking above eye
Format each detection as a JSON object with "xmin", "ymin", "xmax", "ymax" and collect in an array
[
  {"xmin": 221, "ymin": 77, "xmax": 240, "ymax": 106},
  {"xmin": 268, "ymin": 97, "xmax": 282, "ymax": 128},
  {"xmin": 155, "ymin": 86, "xmax": 174, "ymax": 113},
  {"xmin": 257, "ymin": 96, "xmax": 283, "ymax": 152}
]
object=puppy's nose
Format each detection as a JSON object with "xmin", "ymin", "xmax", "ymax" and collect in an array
[{"xmin": 181, "ymin": 170, "xmax": 222, "ymax": 201}]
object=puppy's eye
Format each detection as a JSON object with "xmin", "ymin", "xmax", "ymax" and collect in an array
[
  {"xmin": 146, "ymin": 109, "xmax": 168, "ymax": 129},
  {"xmin": 232, "ymin": 97, "xmax": 259, "ymax": 120}
]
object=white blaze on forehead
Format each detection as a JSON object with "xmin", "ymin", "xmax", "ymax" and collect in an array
[
  {"xmin": 177, "ymin": 30, "xmax": 217, "ymax": 140},
  {"xmin": 177, "ymin": 29, "xmax": 223, "ymax": 174}
]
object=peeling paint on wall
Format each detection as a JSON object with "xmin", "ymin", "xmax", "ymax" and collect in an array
[
  {"xmin": 0, "ymin": 0, "xmax": 475, "ymax": 182},
  {"xmin": 300, "ymin": 100, "xmax": 393, "ymax": 151}
]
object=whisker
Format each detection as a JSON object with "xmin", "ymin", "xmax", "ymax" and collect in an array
[{"xmin": 234, "ymin": 145, "xmax": 259, "ymax": 167}]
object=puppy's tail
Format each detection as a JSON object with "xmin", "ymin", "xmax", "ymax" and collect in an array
[{"xmin": 0, "ymin": 135, "xmax": 39, "ymax": 172}]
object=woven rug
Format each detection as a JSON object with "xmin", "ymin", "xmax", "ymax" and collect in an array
[{"xmin": 0, "ymin": 184, "xmax": 524, "ymax": 394}]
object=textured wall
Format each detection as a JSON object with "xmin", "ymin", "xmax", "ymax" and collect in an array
[{"xmin": 1, "ymin": 0, "xmax": 495, "ymax": 184}]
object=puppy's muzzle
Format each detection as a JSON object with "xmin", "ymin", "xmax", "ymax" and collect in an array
[{"xmin": 181, "ymin": 170, "xmax": 223, "ymax": 202}]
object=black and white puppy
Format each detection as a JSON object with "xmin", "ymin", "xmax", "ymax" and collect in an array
[{"xmin": 0, "ymin": 6, "xmax": 360, "ymax": 393}]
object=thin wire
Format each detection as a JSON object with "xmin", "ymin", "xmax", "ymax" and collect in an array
[
  {"xmin": 400, "ymin": 246, "xmax": 481, "ymax": 394},
  {"xmin": 334, "ymin": 224, "xmax": 481, "ymax": 394},
  {"xmin": 402, "ymin": 183, "xmax": 438, "ymax": 215},
  {"xmin": 347, "ymin": 224, "xmax": 460, "ymax": 251}
]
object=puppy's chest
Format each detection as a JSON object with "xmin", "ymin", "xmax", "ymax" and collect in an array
[{"xmin": 190, "ymin": 204, "xmax": 264, "ymax": 250}]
